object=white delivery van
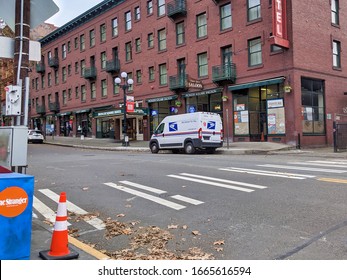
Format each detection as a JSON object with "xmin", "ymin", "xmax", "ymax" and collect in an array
[{"xmin": 149, "ymin": 112, "xmax": 223, "ymax": 154}]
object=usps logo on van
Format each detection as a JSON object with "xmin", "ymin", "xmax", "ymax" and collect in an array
[
  {"xmin": 169, "ymin": 122, "xmax": 178, "ymax": 131},
  {"xmin": 207, "ymin": 121, "xmax": 216, "ymax": 130}
]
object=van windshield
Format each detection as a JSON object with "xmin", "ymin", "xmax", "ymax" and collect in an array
[{"xmin": 155, "ymin": 123, "xmax": 165, "ymax": 134}]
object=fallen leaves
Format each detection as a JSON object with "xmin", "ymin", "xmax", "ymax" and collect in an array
[{"xmin": 104, "ymin": 218, "xmax": 133, "ymax": 239}]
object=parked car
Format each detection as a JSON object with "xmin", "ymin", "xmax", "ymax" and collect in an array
[{"xmin": 28, "ymin": 129, "xmax": 44, "ymax": 144}]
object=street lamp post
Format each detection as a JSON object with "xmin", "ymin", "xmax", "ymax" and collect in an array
[{"xmin": 115, "ymin": 72, "xmax": 133, "ymax": 146}]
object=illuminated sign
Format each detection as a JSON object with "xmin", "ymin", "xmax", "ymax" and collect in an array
[{"xmin": 271, "ymin": 0, "xmax": 289, "ymax": 48}]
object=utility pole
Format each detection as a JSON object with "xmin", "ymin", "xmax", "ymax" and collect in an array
[{"xmin": 14, "ymin": 0, "xmax": 30, "ymax": 126}]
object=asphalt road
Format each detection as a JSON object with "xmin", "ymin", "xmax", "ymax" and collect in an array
[{"xmin": 27, "ymin": 144, "xmax": 347, "ymax": 260}]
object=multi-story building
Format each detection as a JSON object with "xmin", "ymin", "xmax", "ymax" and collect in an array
[{"xmin": 29, "ymin": 0, "xmax": 347, "ymax": 146}]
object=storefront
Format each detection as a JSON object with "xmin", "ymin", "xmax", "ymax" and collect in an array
[
  {"xmin": 74, "ymin": 109, "xmax": 91, "ymax": 137},
  {"xmin": 182, "ymin": 88, "xmax": 223, "ymax": 115},
  {"xmin": 146, "ymin": 95, "xmax": 179, "ymax": 135},
  {"xmin": 93, "ymin": 108, "xmax": 147, "ymax": 141},
  {"xmin": 57, "ymin": 112, "xmax": 72, "ymax": 137},
  {"xmin": 229, "ymin": 77, "xmax": 285, "ymax": 142}
]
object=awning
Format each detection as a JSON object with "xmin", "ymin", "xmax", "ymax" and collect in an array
[
  {"xmin": 93, "ymin": 108, "xmax": 148, "ymax": 118},
  {"xmin": 228, "ymin": 77, "xmax": 285, "ymax": 91}
]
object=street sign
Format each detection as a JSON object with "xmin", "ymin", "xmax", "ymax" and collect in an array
[
  {"xmin": 0, "ymin": 37, "xmax": 41, "ymax": 61},
  {"xmin": 0, "ymin": 0, "xmax": 59, "ymax": 31}
]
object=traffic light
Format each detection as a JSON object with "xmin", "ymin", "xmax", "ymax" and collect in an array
[{"xmin": 5, "ymin": 85, "xmax": 22, "ymax": 116}]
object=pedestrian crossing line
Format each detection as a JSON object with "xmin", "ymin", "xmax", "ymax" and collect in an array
[
  {"xmin": 179, "ymin": 173, "xmax": 268, "ymax": 189},
  {"xmin": 119, "ymin": 180, "xmax": 166, "ymax": 194},
  {"xmin": 258, "ymin": 164, "xmax": 347, "ymax": 173},
  {"xmin": 289, "ymin": 162, "xmax": 347, "ymax": 168},
  {"xmin": 310, "ymin": 160, "xmax": 347, "ymax": 165},
  {"xmin": 167, "ymin": 174, "xmax": 255, "ymax": 193},
  {"xmin": 38, "ymin": 189, "xmax": 105, "ymax": 230},
  {"xmin": 33, "ymin": 196, "xmax": 72, "ymax": 226},
  {"xmin": 317, "ymin": 178, "xmax": 347, "ymax": 184},
  {"xmin": 170, "ymin": 195, "xmax": 204, "ymax": 205},
  {"xmin": 219, "ymin": 167, "xmax": 315, "ymax": 179},
  {"xmin": 103, "ymin": 182, "xmax": 186, "ymax": 210}
]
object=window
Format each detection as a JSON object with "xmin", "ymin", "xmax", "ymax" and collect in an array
[
  {"xmin": 222, "ymin": 46, "xmax": 232, "ymax": 65},
  {"xmin": 331, "ymin": 0, "xmax": 339, "ymax": 25},
  {"xmin": 197, "ymin": 13, "xmax": 207, "ymax": 39},
  {"xmin": 301, "ymin": 77, "xmax": 325, "ymax": 135},
  {"xmin": 135, "ymin": 38, "xmax": 141, "ymax": 52},
  {"xmin": 62, "ymin": 44, "xmax": 67, "ymax": 59},
  {"xmin": 127, "ymin": 73, "xmax": 134, "ymax": 91},
  {"xmin": 75, "ymin": 62, "xmax": 79, "ymax": 73},
  {"xmin": 68, "ymin": 64, "xmax": 71, "ymax": 76},
  {"xmin": 54, "ymin": 70, "xmax": 59, "ymax": 84},
  {"xmin": 68, "ymin": 88, "xmax": 72, "ymax": 100},
  {"xmin": 158, "ymin": 28, "xmax": 166, "ymax": 51},
  {"xmin": 41, "ymin": 76, "xmax": 45, "ymax": 89},
  {"xmin": 101, "ymin": 52, "xmax": 107, "ymax": 69},
  {"xmin": 100, "ymin": 24, "xmax": 106, "ymax": 42},
  {"xmin": 67, "ymin": 41, "xmax": 71, "ymax": 52},
  {"xmin": 158, "ymin": 0, "xmax": 166, "ymax": 16},
  {"xmin": 159, "ymin": 63, "xmax": 167, "ymax": 85},
  {"xmin": 81, "ymin": 85, "xmax": 86, "ymax": 101},
  {"xmin": 112, "ymin": 18, "xmax": 118, "ymax": 37},
  {"xmin": 48, "ymin": 73, "xmax": 52, "ymax": 87},
  {"xmin": 90, "ymin": 29, "xmax": 95, "ymax": 47},
  {"xmin": 148, "ymin": 33, "xmax": 154, "ymax": 48},
  {"xmin": 80, "ymin": 59, "xmax": 86, "ymax": 76},
  {"xmin": 198, "ymin": 52, "xmax": 208, "ymax": 77},
  {"xmin": 91, "ymin": 82, "xmax": 96, "ymax": 99},
  {"xmin": 125, "ymin": 42, "xmax": 132, "ymax": 61},
  {"xmin": 147, "ymin": 0, "xmax": 153, "ymax": 15},
  {"xmin": 125, "ymin": 11, "xmax": 132, "ymax": 31},
  {"xmin": 248, "ymin": 37, "xmax": 262, "ymax": 66},
  {"xmin": 63, "ymin": 90, "xmax": 67, "ymax": 105},
  {"xmin": 220, "ymin": 3, "xmax": 232, "ymax": 30},
  {"xmin": 149, "ymin": 66, "xmax": 155, "ymax": 81},
  {"xmin": 75, "ymin": 86, "xmax": 79, "ymax": 99},
  {"xmin": 62, "ymin": 67, "xmax": 67, "ymax": 82},
  {"xmin": 333, "ymin": 40, "xmax": 341, "ymax": 68},
  {"xmin": 136, "ymin": 69, "xmax": 142, "ymax": 83},
  {"xmin": 74, "ymin": 37, "xmax": 78, "ymax": 49},
  {"xmin": 135, "ymin": 6, "xmax": 141, "ymax": 21},
  {"xmin": 113, "ymin": 79, "xmax": 120, "ymax": 95},
  {"xmin": 80, "ymin": 34, "xmax": 85, "ymax": 51},
  {"xmin": 176, "ymin": 21, "xmax": 185, "ymax": 45},
  {"xmin": 101, "ymin": 79, "xmax": 107, "ymax": 97},
  {"xmin": 248, "ymin": 0, "xmax": 261, "ymax": 21}
]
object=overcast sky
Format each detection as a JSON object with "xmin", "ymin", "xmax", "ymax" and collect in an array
[{"xmin": 45, "ymin": 0, "xmax": 104, "ymax": 27}]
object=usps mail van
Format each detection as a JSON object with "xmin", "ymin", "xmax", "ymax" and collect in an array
[{"xmin": 149, "ymin": 112, "xmax": 223, "ymax": 154}]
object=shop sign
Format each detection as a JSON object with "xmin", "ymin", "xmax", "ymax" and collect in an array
[
  {"xmin": 187, "ymin": 78, "xmax": 203, "ymax": 89},
  {"xmin": 271, "ymin": 0, "xmax": 289, "ymax": 48},
  {"xmin": 267, "ymin": 98, "xmax": 284, "ymax": 108},
  {"xmin": 126, "ymin": 102, "xmax": 135, "ymax": 113},
  {"xmin": 146, "ymin": 95, "xmax": 178, "ymax": 103},
  {"xmin": 182, "ymin": 88, "xmax": 223, "ymax": 98}
]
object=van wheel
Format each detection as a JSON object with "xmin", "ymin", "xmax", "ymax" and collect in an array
[
  {"xmin": 150, "ymin": 142, "xmax": 159, "ymax": 154},
  {"xmin": 184, "ymin": 142, "xmax": 195, "ymax": 154}
]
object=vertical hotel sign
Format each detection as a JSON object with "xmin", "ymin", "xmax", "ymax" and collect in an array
[{"xmin": 271, "ymin": 0, "xmax": 290, "ymax": 48}]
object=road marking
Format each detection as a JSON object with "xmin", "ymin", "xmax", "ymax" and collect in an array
[
  {"xmin": 33, "ymin": 196, "xmax": 71, "ymax": 226},
  {"xmin": 258, "ymin": 164, "xmax": 347, "ymax": 173},
  {"xmin": 317, "ymin": 178, "xmax": 347, "ymax": 184},
  {"xmin": 289, "ymin": 162, "xmax": 347, "ymax": 168},
  {"xmin": 38, "ymin": 189, "xmax": 105, "ymax": 230},
  {"xmin": 178, "ymin": 173, "xmax": 268, "ymax": 189},
  {"xmin": 309, "ymin": 160, "xmax": 347, "ymax": 165},
  {"xmin": 171, "ymin": 195, "xmax": 204, "ymax": 205},
  {"xmin": 119, "ymin": 180, "xmax": 166, "ymax": 194},
  {"xmin": 219, "ymin": 167, "xmax": 314, "ymax": 179},
  {"xmin": 104, "ymin": 182, "xmax": 186, "ymax": 210},
  {"xmin": 167, "ymin": 174, "xmax": 255, "ymax": 193}
]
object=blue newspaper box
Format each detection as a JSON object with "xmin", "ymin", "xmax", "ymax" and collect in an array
[{"xmin": 0, "ymin": 172, "xmax": 34, "ymax": 260}]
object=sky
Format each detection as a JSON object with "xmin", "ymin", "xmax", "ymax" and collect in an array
[{"xmin": 45, "ymin": 0, "xmax": 104, "ymax": 27}]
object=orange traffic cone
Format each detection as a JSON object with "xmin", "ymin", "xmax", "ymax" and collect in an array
[
  {"xmin": 39, "ymin": 192, "xmax": 79, "ymax": 260},
  {"xmin": 260, "ymin": 132, "xmax": 265, "ymax": 142}
]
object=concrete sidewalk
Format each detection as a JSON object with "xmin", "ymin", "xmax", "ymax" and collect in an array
[{"xmin": 42, "ymin": 135, "xmax": 347, "ymax": 158}]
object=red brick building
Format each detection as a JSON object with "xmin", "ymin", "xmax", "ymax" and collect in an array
[{"xmin": 29, "ymin": 0, "xmax": 347, "ymax": 146}]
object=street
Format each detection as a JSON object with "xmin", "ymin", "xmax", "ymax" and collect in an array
[{"xmin": 27, "ymin": 144, "xmax": 347, "ymax": 260}]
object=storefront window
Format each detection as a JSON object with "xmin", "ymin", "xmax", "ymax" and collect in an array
[{"xmin": 301, "ymin": 77, "xmax": 325, "ymax": 134}]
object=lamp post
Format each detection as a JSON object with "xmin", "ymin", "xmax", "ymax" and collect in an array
[{"xmin": 115, "ymin": 72, "xmax": 133, "ymax": 146}]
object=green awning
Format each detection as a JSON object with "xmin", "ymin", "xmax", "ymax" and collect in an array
[{"xmin": 228, "ymin": 77, "xmax": 285, "ymax": 91}]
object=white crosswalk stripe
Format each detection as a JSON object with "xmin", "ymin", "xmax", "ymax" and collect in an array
[
  {"xmin": 258, "ymin": 164, "xmax": 347, "ymax": 173},
  {"xmin": 288, "ymin": 161, "xmax": 347, "ymax": 168},
  {"xmin": 167, "ymin": 173, "xmax": 267, "ymax": 192},
  {"xmin": 219, "ymin": 167, "xmax": 315, "ymax": 179},
  {"xmin": 170, "ymin": 195, "xmax": 204, "ymax": 205},
  {"xmin": 104, "ymin": 182, "xmax": 186, "ymax": 210},
  {"xmin": 38, "ymin": 189, "xmax": 105, "ymax": 230}
]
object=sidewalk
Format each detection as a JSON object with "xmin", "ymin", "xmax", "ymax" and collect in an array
[
  {"xmin": 28, "ymin": 136, "xmax": 346, "ymax": 260},
  {"xmin": 42, "ymin": 135, "xmax": 347, "ymax": 158}
]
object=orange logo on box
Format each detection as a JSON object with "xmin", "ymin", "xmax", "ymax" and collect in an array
[{"xmin": 0, "ymin": 187, "xmax": 29, "ymax": 217}]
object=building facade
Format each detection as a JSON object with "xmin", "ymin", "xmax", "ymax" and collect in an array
[{"xmin": 29, "ymin": 0, "xmax": 347, "ymax": 146}]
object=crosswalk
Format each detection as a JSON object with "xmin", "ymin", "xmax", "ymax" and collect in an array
[{"xmin": 33, "ymin": 159, "xmax": 347, "ymax": 228}]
